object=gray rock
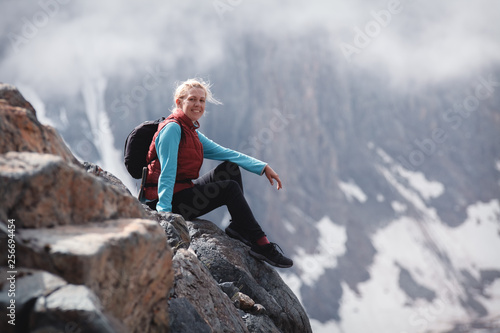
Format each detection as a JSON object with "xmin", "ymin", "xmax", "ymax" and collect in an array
[
  {"xmin": 186, "ymin": 219, "xmax": 312, "ymax": 333},
  {"xmin": 31, "ymin": 284, "xmax": 118, "ymax": 333},
  {"xmin": 250, "ymin": 304, "xmax": 266, "ymax": 315},
  {"xmin": 83, "ymin": 161, "xmax": 132, "ymax": 196},
  {"xmin": 0, "ymin": 269, "xmax": 66, "ymax": 333},
  {"xmin": 145, "ymin": 208, "xmax": 191, "ymax": 252},
  {"xmin": 0, "ymin": 268, "xmax": 67, "ymax": 305},
  {"xmin": 242, "ymin": 313, "xmax": 282, "ymax": 333},
  {"xmin": 172, "ymin": 248, "xmax": 249, "ymax": 333},
  {"xmin": 0, "ymin": 269, "xmax": 124, "ymax": 333},
  {"xmin": 0, "ymin": 152, "xmax": 146, "ymax": 228},
  {"xmin": 15, "ymin": 218, "xmax": 173, "ymax": 332},
  {"xmin": 0, "ymin": 83, "xmax": 36, "ymax": 115},
  {"xmin": 219, "ymin": 281, "xmax": 240, "ymax": 299},
  {"xmin": 169, "ymin": 297, "xmax": 212, "ymax": 333}
]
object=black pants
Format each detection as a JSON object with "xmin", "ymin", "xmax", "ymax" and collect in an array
[{"xmin": 171, "ymin": 161, "xmax": 266, "ymax": 242}]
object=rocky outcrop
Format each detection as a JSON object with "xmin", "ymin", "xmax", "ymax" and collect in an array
[
  {"xmin": 0, "ymin": 84, "xmax": 311, "ymax": 333},
  {"xmin": 0, "ymin": 84, "xmax": 172, "ymax": 333},
  {"xmin": 186, "ymin": 219, "xmax": 310, "ymax": 333},
  {"xmin": 147, "ymin": 206, "xmax": 312, "ymax": 333},
  {"xmin": 0, "ymin": 84, "xmax": 78, "ymax": 165},
  {"xmin": 14, "ymin": 218, "xmax": 173, "ymax": 331},
  {"xmin": 0, "ymin": 215, "xmax": 172, "ymax": 333},
  {"xmin": 171, "ymin": 248, "xmax": 249, "ymax": 332},
  {"xmin": 0, "ymin": 152, "xmax": 146, "ymax": 228}
]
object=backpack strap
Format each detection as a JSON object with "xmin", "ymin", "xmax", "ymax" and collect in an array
[
  {"xmin": 137, "ymin": 166, "xmax": 148, "ymax": 202},
  {"xmin": 147, "ymin": 117, "xmax": 183, "ymax": 165},
  {"xmin": 144, "ymin": 117, "xmax": 185, "ymax": 192}
]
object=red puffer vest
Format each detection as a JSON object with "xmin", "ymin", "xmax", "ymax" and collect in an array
[{"xmin": 144, "ymin": 109, "xmax": 204, "ymax": 200}]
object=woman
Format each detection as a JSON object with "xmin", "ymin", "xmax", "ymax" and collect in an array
[{"xmin": 144, "ymin": 78, "xmax": 292, "ymax": 268}]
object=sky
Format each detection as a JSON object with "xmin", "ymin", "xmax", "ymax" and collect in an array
[{"xmin": 1, "ymin": 0, "xmax": 500, "ymax": 99}]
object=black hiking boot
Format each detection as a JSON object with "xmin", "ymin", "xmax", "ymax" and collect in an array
[
  {"xmin": 249, "ymin": 243, "xmax": 293, "ymax": 268},
  {"xmin": 225, "ymin": 225, "xmax": 252, "ymax": 246}
]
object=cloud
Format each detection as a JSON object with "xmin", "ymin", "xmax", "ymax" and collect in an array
[
  {"xmin": 344, "ymin": 0, "xmax": 500, "ymax": 86},
  {"xmin": 1, "ymin": 0, "xmax": 499, "ymax": 98},
  {"xmin": 1, "ymin": 0, "xmax": 224, "ymax": 97}
]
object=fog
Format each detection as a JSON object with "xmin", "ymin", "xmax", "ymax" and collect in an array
[{"xmin": 2, "ymin": 0, "xmax": 499, "ymax": 99}]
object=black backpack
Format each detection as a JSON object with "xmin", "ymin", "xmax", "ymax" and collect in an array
[{"xmin": 123, "ymin": 117, "xmax": 166, "ymax": 179}]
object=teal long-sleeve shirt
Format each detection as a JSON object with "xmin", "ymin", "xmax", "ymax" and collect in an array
[{"xmin": 155, "ymin": 122, "xmax": 267, "ymax": 212}]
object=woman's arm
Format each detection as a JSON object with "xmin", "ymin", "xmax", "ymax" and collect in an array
[
  {"xmin": 156, "ymin": 122, "xmax": 182, "ymax": 212},
  {"xmin": 198, "ymin": 131, "xmax": 282, "ymax": 189},
  {"xmin": 198, "ymin": 131, "xmax": 267, "ymax": 175}
]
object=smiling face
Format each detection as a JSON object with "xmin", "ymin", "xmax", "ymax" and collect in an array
[{"xmin": 176, "ymin": 87, "xmax": 206, "ymax": 122}]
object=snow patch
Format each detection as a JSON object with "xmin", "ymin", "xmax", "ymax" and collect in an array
[
  {"xmin": 395, "ymin": 166, "xmax": 445, "ymax": 200},
  {"xmin": 293, "ymin": 216, "xmax": 347, "ymax": 286},
  {"xmin": 496, "ymin": 160, "xmax": 500, "ymax": 172},
  {"xmin": 391, "ymin": 201, "xmax": 407, "ymax": 213},
  {"xmin": 374, "ymin": 146, "xmax": 444, "ymax": 201},
  {"xmin": 310, "ymin": 319, "xmax": 342, "ymax": 333},
  {"xmin": 376, "ymin": 194, "xmax": 385, "ymax": 202},
  {"xmin": 81, "ymin": 74, "xmax": 135, "ymax": 193},
  {"xmin": 376, "ymin": 147, "xmax": 393, "ymax": 164},
  {"xmin": 283, "ymin": 220, "xmax": 296, "ymax": 234},
  {"xmin": 336, "ymin": 217, "xmax": 468, "ymax": 333},
  {"xmin": 338, "ymin": 264, "xmax": 419, "ymax": 333},
  {"xmin": 335, "ymin": 200, "xmax": 500, "ymax": 332},
  {"xmin": 431, "ymin": 200, "xmax": 500, "ymax": 270},
  {"xmin": 339, "ymin": 180, "xmax": 367, "ymax": 203},
  {"xmin": 377, "ymin": 164, "xmax": 439, "ymax": 220}
]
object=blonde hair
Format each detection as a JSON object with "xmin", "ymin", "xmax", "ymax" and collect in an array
[{"xmin": 173, "ymin": 78, "xmax": 222, "ymax": 110}]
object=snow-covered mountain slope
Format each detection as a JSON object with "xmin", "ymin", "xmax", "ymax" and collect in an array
[{"xmin": 282, "ymin": 146, "xmax": 500, "ymax": 332}]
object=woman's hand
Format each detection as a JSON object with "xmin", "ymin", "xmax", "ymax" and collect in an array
[{"xmin": 264, "ymin": 165, "xmax": 282, "ymax": 190}]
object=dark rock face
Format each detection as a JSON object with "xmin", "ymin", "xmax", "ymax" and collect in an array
[
  {"xmin": 171, "ymin": 248, "xmax": 249, "ymax": 333},
  {"xmin": 144, "ymin": 202, "xmax": 313, "ymax": 332},
  {"xmin": 0, "ymin": 269, "xmax": 125, "ymax": 333},
  {"xmin": 185, "ymin": 219, "xmax": 312, "ymax": 333},
  {"xmin": 153, "ymin": 209, "xmax": 312, "ymax": 332},
  {"xmin": 169, "ymin": 297, "xmax": 213, "ymax": 333},
  {"xmin": 146, "ymin": 208, "xmax": 191, "ymax": 251},
  {"xmin": 0, "ymin": 84, "xmax": 310, "ymax": 332}
]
